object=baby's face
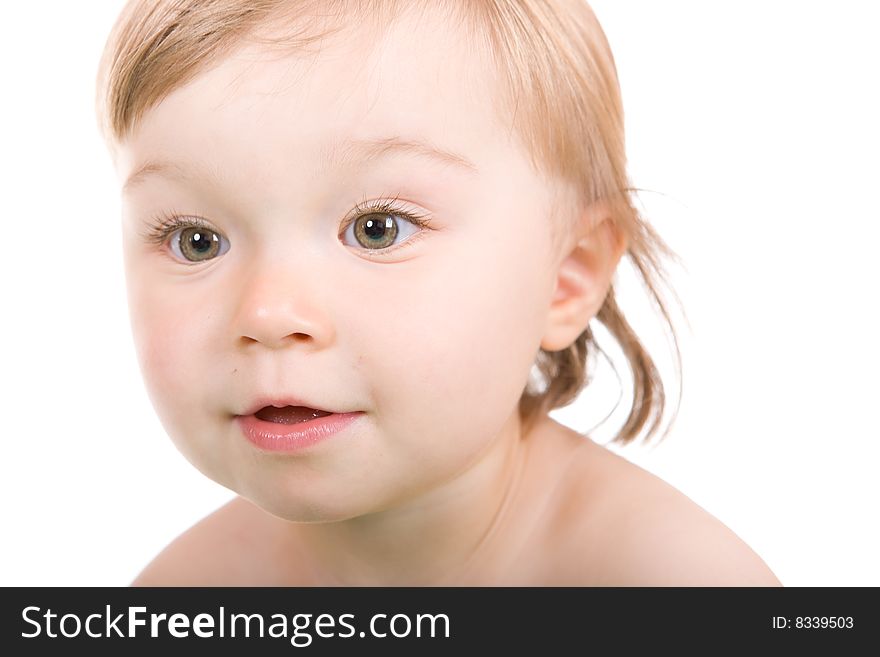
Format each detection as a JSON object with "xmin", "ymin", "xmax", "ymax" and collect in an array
[{"xmin": 116, "ymin": 10, "xmax": 565, "ymax": 521}]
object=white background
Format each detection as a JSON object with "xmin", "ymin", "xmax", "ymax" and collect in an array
[{"xmin": 1, "ymin": 1, "xmax": 877, "ymax": 586}]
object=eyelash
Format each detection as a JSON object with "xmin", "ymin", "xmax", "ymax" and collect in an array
[{"xmin": 142, "ymin": 195, "xmax": 433, "ymax": 260}]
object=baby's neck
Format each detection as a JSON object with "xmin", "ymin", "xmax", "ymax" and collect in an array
[{"xmin": 279, "ymin": 414, "xmax": 537, "ymax": 586}]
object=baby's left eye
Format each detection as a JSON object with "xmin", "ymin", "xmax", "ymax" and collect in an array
[{"xmin": 340, "ymin": 211, "xmax": 425, "ymax": 253}]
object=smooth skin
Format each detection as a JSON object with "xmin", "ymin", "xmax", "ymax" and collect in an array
[{"xmin": 116, "ymin": 6, "xmax": 781, "ymax": 586}]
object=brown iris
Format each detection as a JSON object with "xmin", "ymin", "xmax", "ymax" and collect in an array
[
  {"xmin": 353, "ymin": 213, "xmax": 398, "ymax": 250},
  {"xmin": 179, "ymin": 227, "xmax": 221, "ymax": 262}
]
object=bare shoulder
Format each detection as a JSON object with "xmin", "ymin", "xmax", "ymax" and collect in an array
[
  {"xmin": 542, "ymin": 427, "xmax": 782, "ymax": 586},
  {"xmin": 131, "ymin": 496, "xmax": 278, "ymax": 586}
]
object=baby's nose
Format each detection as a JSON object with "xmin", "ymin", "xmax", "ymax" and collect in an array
[{"xmin": 233, "ymin": 264, "xmax": 336, "ymax": 350}]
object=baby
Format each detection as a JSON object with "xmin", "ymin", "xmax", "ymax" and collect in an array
[{"xmin": 95, "ymin": 0, "xmax": 780, "ymax": 586}]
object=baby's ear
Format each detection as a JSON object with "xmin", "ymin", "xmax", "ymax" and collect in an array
[{"xmin": 540, "ymin": 201, "xmax": 627, "ymax": 352}]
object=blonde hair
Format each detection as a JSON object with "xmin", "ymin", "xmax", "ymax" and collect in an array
[{"xmin": 96, "ymin": 0, "xmax": 686, "ymax": 447}]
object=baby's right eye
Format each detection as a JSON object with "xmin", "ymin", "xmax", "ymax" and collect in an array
[
  {"xmin": 145, "ymin": 213, "xmax": 231, "ymax": 264},
  {"xmin": 169, "ymin": 224, "xmax": 230, "ymax": 262}
]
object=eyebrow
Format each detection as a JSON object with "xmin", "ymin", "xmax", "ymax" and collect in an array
[{"xmin": 122, "ymin": 136, "xmax": 479, "ymax": 195}]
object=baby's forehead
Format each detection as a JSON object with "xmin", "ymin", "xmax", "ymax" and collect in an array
[
  {"xmin": 121, "ymin": 7, "xmax": 521, "ymax": 191},
  {"xmin": 209, "ymin": 6, "xmax": 499, "ymax": 124}
]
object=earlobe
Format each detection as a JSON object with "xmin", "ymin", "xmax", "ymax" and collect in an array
[{"xmin": 540, "ymin": 204, "xmax": 627, "ymax": 352}]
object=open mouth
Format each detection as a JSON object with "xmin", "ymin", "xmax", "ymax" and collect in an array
[
  {"xmin": 237, "ymin": 405, "xmax": 363, "ymax": 452},
  {"xmin": 254, "ymin": 405, "xmax": 334, "ymax": 424}
]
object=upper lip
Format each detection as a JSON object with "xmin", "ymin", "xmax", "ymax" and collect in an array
[{"xmin": 238, "ymin": 396, "xmax": 340, "ymax": 416}]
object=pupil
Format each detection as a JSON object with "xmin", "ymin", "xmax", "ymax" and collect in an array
[
  {"xmin": 365, "ymin": 216, "xmax": 389, "ymax": 240},
  {"xmin": 191, "ymin": 232, "xmax": 210, "ymax": 252}
]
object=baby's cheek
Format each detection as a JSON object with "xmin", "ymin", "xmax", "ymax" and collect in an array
[
  {"xmin": 458, "ymin": 270, "xmax": 545, "ymax": 406},
  {"xmin": 128, "ymin": 288, "xmax": 205, "ymax": 429},
  {"xmin": 377, "ymin": 250, "xmax": 544, "ymax": 428}
]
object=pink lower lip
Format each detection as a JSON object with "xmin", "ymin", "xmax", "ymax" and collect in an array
[{"xmin": 235, "ymin": 412, "xmax": 364, "ymax": 452}]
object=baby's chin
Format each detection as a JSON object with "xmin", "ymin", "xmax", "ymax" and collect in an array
[
  {"xmin": 232, "ymin": 470, "xmax": 405, "ymax": 525},
  {"xmin": 251, "ymin": 499, "xmax": 365, "ymax": 524}
]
